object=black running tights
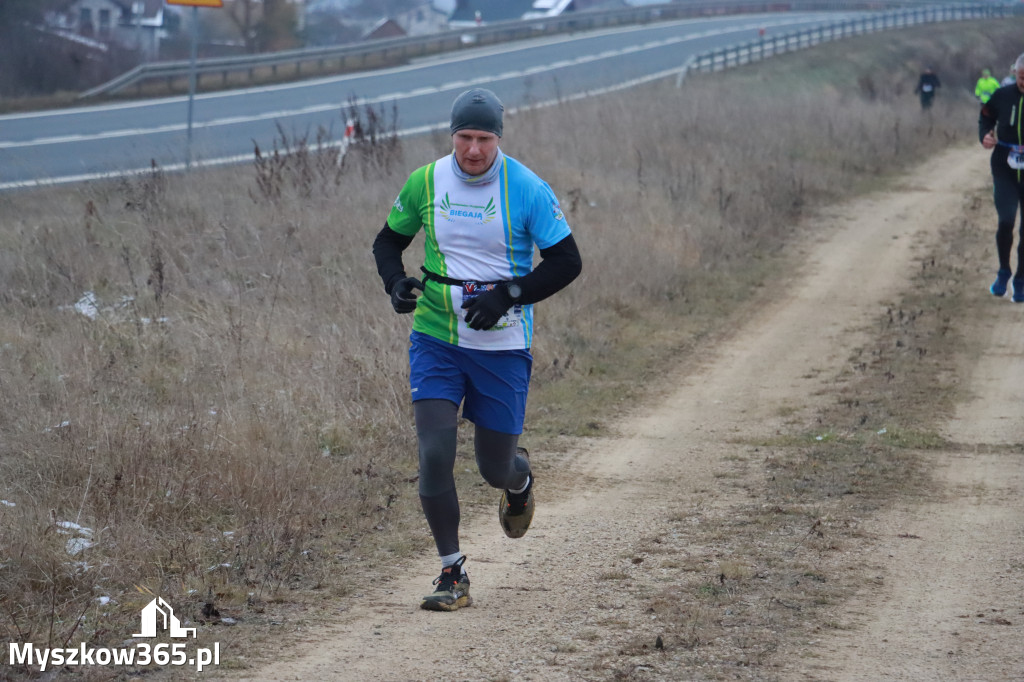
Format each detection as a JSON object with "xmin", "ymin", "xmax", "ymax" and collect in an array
[
  {"xmin": 414, "ymin": 399, "xmax": 531, "ymax": 557},
  {"xmin": 992, "ymin": 170, "xmax": 1024, "ymax": 276}
]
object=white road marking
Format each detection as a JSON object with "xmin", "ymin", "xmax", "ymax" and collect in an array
[
  {"xmin": 0, "ymin": 15, "xmax": 838, "ymax": 150},
  {"xmin": 0, "ymin": 12, "xmax": 859, "ymax": 190},
  {"xmin": 0, "ymin": 14, "xmax": 805, "ymax": 122},
  {"xmin": 0, "ymin": 57, "xmax": 698, "ymax": 191}
]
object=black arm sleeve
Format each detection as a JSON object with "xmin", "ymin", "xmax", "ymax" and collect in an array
[
  {"xmin": 979, "ymin": 91, "xmax": 1000, "ymax": 143},
  {"xmin": 372, "ymin": 222, "xmax": 416, "ymax": 294},
  {"xmin": 979, "ymin": 104, "xmax": 995, "ymax": 143},
  {"xmin": 515, "ymin": 233, "xmax": 582, "ymax": 305}
]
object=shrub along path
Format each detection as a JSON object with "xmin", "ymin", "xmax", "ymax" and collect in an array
[{"xmin": 235, "ymin": 145, "xmax": 1023, "ymax": 681}]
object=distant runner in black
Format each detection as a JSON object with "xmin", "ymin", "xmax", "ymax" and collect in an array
[
  {"xmin": 979, "ymin": 53, "xmax": 1024, "ymax": 302},
  {"xmin": 915, "ymin": 67, "xmax": 941, "ymax": 109}
]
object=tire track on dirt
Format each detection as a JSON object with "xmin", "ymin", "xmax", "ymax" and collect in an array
[{"xmin": 815, "ymin": 236, "xmax": 1024, "ymax": 681}]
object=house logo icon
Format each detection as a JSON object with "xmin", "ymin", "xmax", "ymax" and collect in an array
[{"xmin": 133, "ymin": 597, "xmax": 197, "ymax": 639}]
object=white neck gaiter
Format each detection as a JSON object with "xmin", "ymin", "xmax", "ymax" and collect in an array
[{"xmin": 451, "ymin": 148, "xmax": 504, "ymax": 186}]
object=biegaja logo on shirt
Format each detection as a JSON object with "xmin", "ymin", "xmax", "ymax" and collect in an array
[{"xmin": 440, "ymin": 193, "xmax": 496, "ymax": 224}]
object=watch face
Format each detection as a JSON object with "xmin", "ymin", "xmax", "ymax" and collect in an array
[{"xmin": 508, "ymin": 283, "xmax": 522, "ymax": 301}]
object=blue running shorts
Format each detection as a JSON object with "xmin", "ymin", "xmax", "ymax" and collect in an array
[{"xmin": 408, "ymin": 331, "xmax": 533, "ymax": 434}]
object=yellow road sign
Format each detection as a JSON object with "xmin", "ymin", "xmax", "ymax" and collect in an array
[{"xmin": 165, "ymin": 0, "xmax": 223, "ymax": 7}]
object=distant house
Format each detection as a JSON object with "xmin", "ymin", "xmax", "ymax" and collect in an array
[
  {"xmin": 392, "ymin": 3, "xmax": 450, "ymax": 36},
  {"xmin": 47, "ymin": 0, "xmax": 167, "ymax": 59},
  {"xmin": 449, "ymin": 0, "xmax": 576, "ymax": 27},
  {"xmin": 319, "ymin": 0, "xmax": 449, "ymax": 44},
  {"xmin": 363, "ymin": 18, "xmax": 406, "ymax": 41}
]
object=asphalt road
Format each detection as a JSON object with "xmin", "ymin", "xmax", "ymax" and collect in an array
[{"xmin": 0, "ymin": 11, "xmax": 867, "ymax": 190}]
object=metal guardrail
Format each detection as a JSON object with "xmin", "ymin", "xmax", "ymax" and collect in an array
[
  {"xmin": 76, "ymin": 0, "xmax": 781, "ymax": 98},
  {"xmin": 79, "ymin": 0, "xmax": 1009, "ymax": 99},
  {"xmin": 690, "ymin": 3, "xmax": 1012, "ymax": 72}
]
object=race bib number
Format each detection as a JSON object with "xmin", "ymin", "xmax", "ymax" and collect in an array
[
  {"xmin": 922, "ymin": 84, "xmax": 933, "ymax": 92},
  {"xmin": 462, "ymin": 282, "xmax": 521, "ymax": 330},
  {"xmin": 1008, "ymin": 151, "xmax": 1024, "ymax": 170}
]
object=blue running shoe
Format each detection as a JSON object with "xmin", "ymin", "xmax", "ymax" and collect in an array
[
  {"xmin": 1013, "ymin": 279, "xmax": 1024, "ymax": 303},
  {"xmin": 991, "ymin": 269, "xmax": 1012, "ymax": 297}
]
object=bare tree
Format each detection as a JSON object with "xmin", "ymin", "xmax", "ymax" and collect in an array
[
  {"xmin": 259, "ymin": 0, "xmax": 298, "ymax": 51},
  {"xmin": 225, "ymin": 0, "xmax": 297, "ymax": 53},
  {"xmin": 226, "ymin": 0, "xmax": 259, "ymax": 53}
]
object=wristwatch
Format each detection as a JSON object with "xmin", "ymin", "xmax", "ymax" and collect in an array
[{"xmin": 505, "ymin": 282, "xmax": 523, "ymax": 303}]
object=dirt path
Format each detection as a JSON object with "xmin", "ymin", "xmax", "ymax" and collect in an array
[
  {"xmin": 236, "ymin": 146, "xmax": 1023, "ymax": 681},
  {"xmin": 815, "ymin": 237, "xmax": 1024, "ymax": 680}
]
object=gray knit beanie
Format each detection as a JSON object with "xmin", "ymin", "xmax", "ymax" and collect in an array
[{"xmin": 450, "ymin": 88, "xmax": 503, "ymax": 137}]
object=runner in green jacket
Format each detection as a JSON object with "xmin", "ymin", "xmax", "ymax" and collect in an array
[{"xmin": 976, "ymin": 68, "xmax": 1001, "ymax": 104}]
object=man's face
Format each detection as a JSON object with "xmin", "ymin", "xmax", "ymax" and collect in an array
[{"xmin": 452, "ymin": 129, "xmax": 500, "ymax": 176}]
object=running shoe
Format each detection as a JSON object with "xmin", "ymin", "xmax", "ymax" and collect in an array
[
  {"xmin": 1013, "ymin": 279, "xmax": 1024, "ymax": 303},
  {"xmin": 420, "ymin": 556, "xmax": 471, "ymax": 612},
  {"xmin": 991, "ymin": 268, "xmax": 1012, "ymax": 297},
  {"xmin": 499, "ymin": 447, "xmax": 535, "ymax": 539}
]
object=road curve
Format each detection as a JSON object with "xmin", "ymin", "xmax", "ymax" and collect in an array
[{"xmin": 0, "ymin": 11, "xmax": 867, "ymax": 190}]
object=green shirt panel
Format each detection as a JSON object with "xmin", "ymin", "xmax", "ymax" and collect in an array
[{"xmin": 387, "ymin": 161, "xmax": 460, "ymax": 345}]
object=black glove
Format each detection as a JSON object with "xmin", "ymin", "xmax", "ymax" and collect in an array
[
  {"xmin": 461, "ymin": 284, "xmax": 514, "ymax": 330},
  {"xmin": 390, "ymin": 277, "xmax": 423, "ymax": 314}
]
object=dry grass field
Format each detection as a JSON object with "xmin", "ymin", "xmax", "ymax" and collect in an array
[{"xmin": 2, "ymin": 18, "xmax": 1023, "ymax": 680}]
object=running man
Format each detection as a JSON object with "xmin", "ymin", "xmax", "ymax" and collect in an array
[
  {"xmin": 975, "ymin": 68, "xmax": 1001, "ymax": 104},
  {"xmin": 1002, "ymin": 63, "xmax": 1016, "ymax": 87},
  {"xmin": 916, "ymin": 67, "xmax": 941, "ymax": 110},
  {"xmin": 980, "ymin": 53, "xmax": 1024, "ymax": 301},
  {"xmin": 372, "ymin": 88, "xmax": 582, "ymax": 611}
]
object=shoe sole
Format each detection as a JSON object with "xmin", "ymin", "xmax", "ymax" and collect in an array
[
  {"xmin": 420, "ymin": 594, "xmax": 472, "ymax": 611},
  {"xmin": 499, "ymin": 490, "xmax": 535, "ymax": 538},
  {"xmin": 499, "ymin": 448, "xmax": 534, "ymax": 539}
]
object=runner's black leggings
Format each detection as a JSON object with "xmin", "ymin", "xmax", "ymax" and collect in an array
[
  {"xmin": 991, "ymin": 169, "xmax": 1024, "ymax": 276},
  {"xmin": 414, "ymin": 399, "xmax": 531, "ymax": 557}
]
